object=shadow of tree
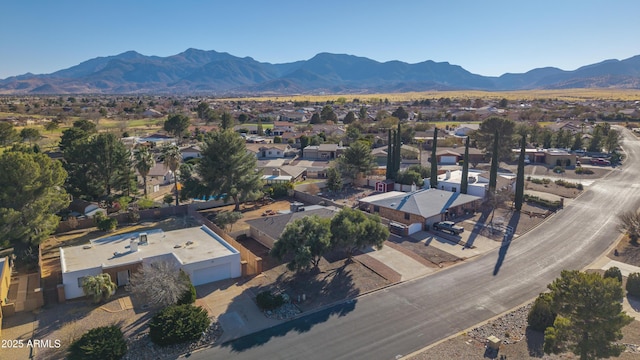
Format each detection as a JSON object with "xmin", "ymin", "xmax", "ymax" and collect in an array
[
  {"xmin": 218, "ymin": 259, "xmax": 359, "ymax": 352},
  {"xmin": 222, "ymin": 299, "xmax": 357, "ymax": 352},
  {"xmin": 525, "ymin": 327, "xmax": 545, "ymax": 357},
  {"xmin": 493, "ymin": 213, "xmax": 519, "ymax": 276}
]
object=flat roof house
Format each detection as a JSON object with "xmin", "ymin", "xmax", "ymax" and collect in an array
[{"xmin": 59, "ymin": 226, "xmax": 241, "ymax": 300}]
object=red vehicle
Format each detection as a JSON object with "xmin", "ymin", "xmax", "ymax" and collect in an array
[{"xmin": 590, "ymin": 158, "xmax": 611, "ymax": 166}]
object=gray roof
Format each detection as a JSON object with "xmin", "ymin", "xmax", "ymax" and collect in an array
[
  {"xmin": 245, "ymin": 207, "xmax": 337, "ymax": 241},
  {"xmin": 360, "ymin": 189, "xmax": 481, "ymax": 219}
]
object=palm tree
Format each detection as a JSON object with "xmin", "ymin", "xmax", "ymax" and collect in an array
[
  {"xmin": 134, "ymin": 146, "xmax": 156, "ymax": 196},
  {"xmin": 162, "ymin": 144, "xmax": 182, "ymax": 206},
  {"xmin": 81, "ymin": 273, "xmax": 117, "ymax": 303}
]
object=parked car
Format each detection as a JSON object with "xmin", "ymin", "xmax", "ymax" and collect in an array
[
  {"xmin": 432, "ymin": 221, "xmax": 464, "ymax": 235},
  {"xmin": 590, "ymin": 158, "xmax": 611, "ymax": 166}
]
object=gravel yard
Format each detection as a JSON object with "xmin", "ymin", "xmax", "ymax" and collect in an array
[{"xmin": 412, "ymin": 303, "xmax": 640, "ymax": 360}]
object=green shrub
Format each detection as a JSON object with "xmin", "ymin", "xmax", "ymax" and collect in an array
[
  {"xmin": 137, "ymin": 197, "xmax": 154, "ymax": 209},
  {"xmin": 604, "ymin": 266, "xmax": 623, "ymax": 283},
  {"xmin": 116, "ymin": 196, "xmax": 132, "ymax": 211},
  {"xmin": 268, "ymin": 183, "xmax": 293, "ymax": 198},
  {"xmin": 527, "ymin": 293, "xmax": 556, "ymax": 332},
  {"xmin": 524, "ymin": 194, "xmax": 562, "ymax": 210},
  {"xmin": 149, "ymin": 304, "xmax": 210, "ymax": 346},
  {"xmin": 530, "ymin": 178, "xmax": 551, "ymax": 185},
  {"xmin": 575, "ymin": 167, "xmax": 594, "ymax": 175},
  {"xmin": 626, "ymin": 272, "xmax": 640, "ymax": 298},
  {"xmin": 68, "ymin": 325, "xmax": 127, "ymax": 360},
  {"xmin": 177, "ymin": 283, "xmax": 197, "ymax": 305},
  {"xmin": 553, "ymin": 166, "xmax": 565, "ymax": 173},
  {"xmin": 95, "ymin": 213, "xmax": 118, "ymax": 232},
  {"xmin": 554, "ymin": 179, "xmax": 579, "ymax": 189},
  {"xmin": 256, "ymin": 290, "xmax": 284, "ymax": 311}
]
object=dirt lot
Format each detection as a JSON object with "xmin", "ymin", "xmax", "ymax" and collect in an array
[
  {"xmin": 610, "ymin": 235, "xmax": 640, "ymax": 267},
  {"xmin": 241, "ymin": 252, "xmax": 391, "ymax": 313},
  {"xmin": 525, "ymin": 179, "xmax": 583, "ymax": 198}
]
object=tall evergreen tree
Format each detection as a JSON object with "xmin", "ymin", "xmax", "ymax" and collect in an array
[
  {"xmin": 515, "ymin": 134, "xmax": 526, "ymax": 211},
  {"xmin": 489, "ymin": 130, "xmax": 499, "ymax": 193},
  {"xmin": 430, "ymin": 127, "xmax": 438, "ymax": 188},
  {"xmin": 198, "ymin": 130, "xmax": 264, "ymax": 211},
  {"xmin": 0, "ymin": 150, "xmax": 69, "ymax": 248},
  {"xmin": 386, "ymin": 129, "xmax": 393, "ymax": 180},
  {"xmin": 544, "ymin": 270, "xmax": 633, "ymax": 359},
  {"xmin": 461, "ymin": 136, "xmax": 470, "ymax": 194},
  {"xmin": 394, "ymin": 122, "xmax": 401, "ymax": 178}
]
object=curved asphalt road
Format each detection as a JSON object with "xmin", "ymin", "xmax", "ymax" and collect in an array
[{"xmin": 191, "ymin": 128, "xmax": 640, "ymax": 360}]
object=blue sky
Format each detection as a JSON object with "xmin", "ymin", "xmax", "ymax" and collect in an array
[{"xmin": 2, "ymin": 0, "xmax": 639, "ymax": 79}]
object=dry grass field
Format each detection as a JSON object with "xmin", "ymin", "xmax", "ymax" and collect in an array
[{"xmin": 224, "ymin": 89, "xmax": 640, "ymax": 103}]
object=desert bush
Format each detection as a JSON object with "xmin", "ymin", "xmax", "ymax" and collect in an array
[
  {"xmin": 527, "ymin": 293, "xmax": 556, "ymax": 332},
  {"xmin": 137, "ymin": 197, "xmax": 154, "ymax": 209},
  {"xmin": 626, "ymin": 272, "xmax": 640, "ymax": 298},
  {"xmin": 149, "ymin": 304, "xmax": 210, "ymax": 346},
  {"xmin": 68, "ymin": 325, "xmax": 127, "ymax": 360},
  {"xmin": 554, "ymin": 179, "xmax": 579, "ymax": 189},
  {"xmin": 603, "ymin": 266, "xmax": 623, "ymax": 283},
  {"xmin": 553, "ymin": 166, "xmax": 565, "ymax": 173},
  {"xmin": 94, "ymin": 213, "xmax": 117, "ymax": 232},
  {"xmin": 530, "ymin": 178, "xmax": 551, "ymax": 185},
  {"xmin": 575, "ymin": 167, "xmax": 594, "ymax": 175},
  {"xmin": 524, "ymin": 194, "xmax": 562, "ymax": 210},
  {"xmin": 256, "ymin": 290, "xmax": 284, "ymax": 310}
]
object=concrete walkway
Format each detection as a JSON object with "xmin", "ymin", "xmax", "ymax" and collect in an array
[{"xmin": 361, "ymin": 244, "xmax": 433, "ymax": 281}]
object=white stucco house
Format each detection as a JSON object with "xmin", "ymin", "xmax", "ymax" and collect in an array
[
  {"xmin": 59, "ymin": 226, "xmax": 241, "ymax": 300},
  {"xmin": 436, "ymin": 170, "xmax": 514, "ymax": 198}
]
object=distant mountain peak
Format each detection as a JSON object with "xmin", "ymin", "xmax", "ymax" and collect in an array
[{"xmin": 1, "ymin": 49, "xmax": 639, "ymax": 94}]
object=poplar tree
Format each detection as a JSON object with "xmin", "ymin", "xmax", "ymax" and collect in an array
[
  {"xmin": 461, "ymin": 136, "xmax": 470, "ymax": 194},
  {"xmin": 488, "ymin": 130, "xmax": 499, "ymax": 193},
  {"xmin": 515, "ymin": 134, "xmax": 526, "ymax": 211},
  {"xmin": 430, "ymin": 127, "xmax": 438, "ymax": 189}
]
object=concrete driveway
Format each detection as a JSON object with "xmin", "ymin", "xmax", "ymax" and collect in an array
[
  {"xmin": 409, "ymin": 230, "xmax": 502, "ymax": 259},
  {"xmin": 360, "ymin": 243, "xmax": 434, "ymax": 281},
  {"xmin": 196, "ymin": 279, "xmax": 282, "ymax": 343}
]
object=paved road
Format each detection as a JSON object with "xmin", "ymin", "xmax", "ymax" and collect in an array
[{"xmin": 188, "ymin": 128, "xmax": 640, "ymax": 360}]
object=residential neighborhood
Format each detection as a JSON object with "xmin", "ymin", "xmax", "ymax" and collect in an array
[{"xmin": 1, "ymin": 92, "xmax": 640, "ymax": 360}]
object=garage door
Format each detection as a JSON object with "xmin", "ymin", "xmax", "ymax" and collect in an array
[
  {"xmin": 407, "ymin": 223, "xmax": 423, "ymax": 235},
  {"xmin": 191, "ymin": 264, "xmax": 231, "ymax": 286},
  {"xmin": 440, "ymin": 156, "xmax": 457, "ymax": 165}
]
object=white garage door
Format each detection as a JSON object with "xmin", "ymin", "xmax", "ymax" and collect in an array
[
  {"xmin": 407, "ymin": 223, "xmax": 423, "ymax": 235},
  {"xmin": 440, "ymin": 156, "xmax": 457, "ymax": 165},
  {"xmin": 191, "ymin": 264, "xmax": 231, "ymax": 286}
]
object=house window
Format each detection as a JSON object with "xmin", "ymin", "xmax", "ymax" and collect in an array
[
  {"xmin": 452, "ymin": 187, "xmax": 457, "ymax": 192},
  {"xmin": 404, "ymin": 213, "xmax": 410, "ymax": 220},
  {"xmin": 268, "ymin": 151, "xmax": 272, "ymax": 155},
  {"xmin": 78, "ymin": 276, "xmax": 87, "ymax": 288},
  {"xmin": 373, "ymin": 205, "xmax": 380, "ymax": 213}
]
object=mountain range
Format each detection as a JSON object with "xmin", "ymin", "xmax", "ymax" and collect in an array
[{"xmin": 2, "ymin": 48, "xmax": 640, "ymax": 95}]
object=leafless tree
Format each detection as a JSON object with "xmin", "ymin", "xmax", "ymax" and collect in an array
[
  {"xmin": 618, "ymin": 210, "xmax": 640, "ymax": 244},
  {"xmin": 128, "ymin": 260, "xmax": 190, "ymax": 307}
]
